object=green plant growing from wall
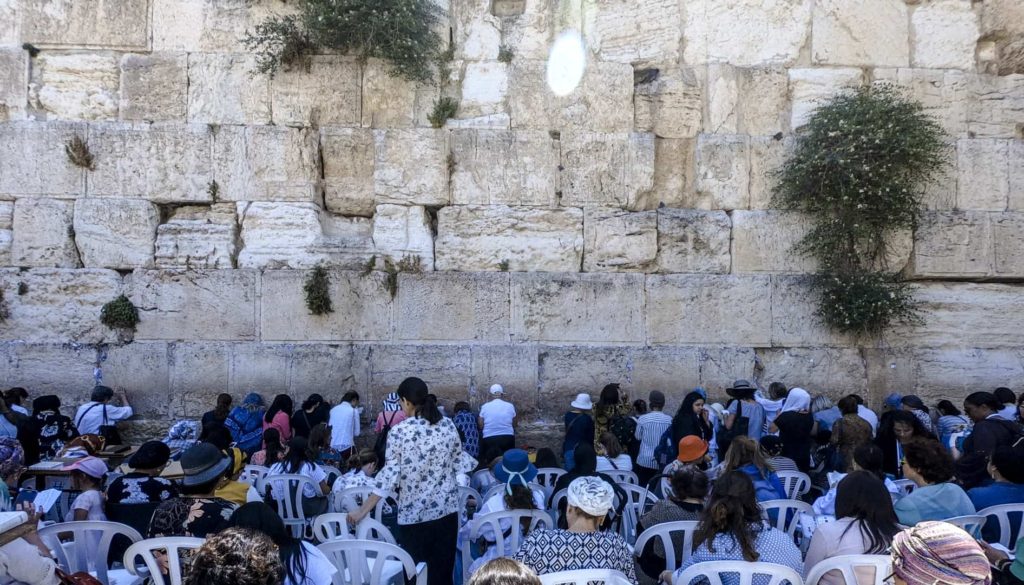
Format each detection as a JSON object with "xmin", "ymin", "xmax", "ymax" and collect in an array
[
  {"xmin": 0, "ymin": 289, "xmax": 9, "ymax": 322},
  {"xmin": 207, "ymin": 180, "xmax": 220, "ymax": 202},
  {"xmin": 772, "ymin": 84, "xmax": 947, "ymax": 337},
  {"xmin": 382, "ymin": 255, "xmax": 423, "ymax": 298},
  {"xmin": 244, "ymin": 0, "xmax": 446, "ymax": 83},
  {"xmin": 428, "ymin": 97, "xmax": 459, "ymax": 128},
  {"xmin": 498, "ymin": 45, "xmax": 514, "ymax": 64},
  {"xmin": 65, "ymin": 134, "xmax": 95, "ymax": 171},
  {"xmin": 100, "ymin": 295, "xmax": 139, "ymax": 331},
  {"xmin": 303, "ymin": 265, "xmax": 333, "ymax": 315}
]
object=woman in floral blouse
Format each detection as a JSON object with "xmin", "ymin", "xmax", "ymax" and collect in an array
[{"xmin": 347, "ymin": 377, "xmax": 476, "ymax": 585}]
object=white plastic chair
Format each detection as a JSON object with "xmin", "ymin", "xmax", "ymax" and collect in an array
[
  {"xmin": 266, "ymin": 473, "xmax": 324, "ymax": 538},
  {"xmin": 240, "ymin": 464, "xmax": 270, "ymax": 494},
  {"xmin": 605, "ymin": 469, "xmax": 639, "ymax": 485},
  {"xmin": 776, "ymin": 471, "xmax": 812, "ymax": 499},
  {"xmin": 332, "ymin": 485, "xmax": 392, "ymax": 523},
  {"xmin": 123, "ymin": 537, "xmax": 204, "ymax": 585},
  {"xmin": 534, "ymin": 468, "xmax": 567, "ymax": 500},
  {"xmin": 37, "ymin": 520, "xmax": 143, "ymax": 585},
  {"xmin": 460, "ymin": 509, "xmax": 552, "ymax": 580},
  {"xmin": 539, "ymin": 568, "xmax": 633, "ymax": 585},
  {"xmin": 312, "ymin": 514, "xmax": 396, "ymax": 545},
  {"xmin": 482, "ymin": 482, "xmax": 547, "ymax": 506},
  {"xmin": 617, "ymin": 483, "xmax": 660, "ymax": 545},
  {"xmin": 633, "ymin": 520, "xmax": 699, "ymax": 573},
  {"xmin": 549, "ymin": 488, "xmax": 568, "ymax": 525},
  {"xmin": 978, "ymin": 503, "xmax": 1024, "ymax": 547},
  {"xmin": 761, "ymin": 499, "xmax": 815, "ymax": 538},
  {"xmin": 457, "ymin": 485, "xmax": 482, "ymax": 524},
  {"xmin": 472, "ymin": 469, "xmax": 497, "ymax": 492},
  {"xmin": 943, "ymin": 514, "xmax": 987, "ymax": 538},
  {"xmin": 673, "ymin": 561, "xmax": 805, "ymax": 585},
  {"xmin": 805, "ymin": 554, "xmax": 891, "ymax": 585},
  {"xmin": 322, "ymin": 465, "xmax": 344, "ymax": 486},
  {"xmin": 892, "ymin": 479, "xmax": 916, "ymax": 496},
  {"xmin": 317, "ymin": 538, "xmax": 427, "ymax": 585}
]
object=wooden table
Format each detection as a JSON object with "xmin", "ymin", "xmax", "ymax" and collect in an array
[
  {"xmin": 24, "ymin": 446, "xmax": 142, "ymax": 490},
  {"xmin": 0, "ymin": 521, "xmax": 35, "ymax": 547}
]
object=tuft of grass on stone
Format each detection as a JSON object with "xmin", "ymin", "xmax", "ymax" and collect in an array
[
  {"xmin": 498, "ymin": 259, "xmax": 510, "ymax": 272},
  {"xmin": 65, "ymin": 134, "xmax": 95, "ymax": 171},
  {"xmin": 100, "ymin": 295, "xmax": 139, "ymax": 330},
  {"xmin": 428, "ymin": 97, "xmax": 459, "ymax": 128},
  {"xmin": 303, "ymin": 265, "xmax": 333, "ymax": 315},
  {"xmin": 498, "ymin": 45, "xmax": 514, "ymax": 64}
]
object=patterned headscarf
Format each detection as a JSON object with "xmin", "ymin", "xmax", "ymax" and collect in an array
[
  {"xmin": 0, "ymin": 438, "xmax": 25, "ymax": 481},
  {"xmin": 566, "ymin": 476, "xmax": 614, "ymax": 517},
  {"xmin": 891, "ymin": 521, "xmax": 992, "ymax": 585},
  {"xmin": 382, "ymin": 393, "xmax": 401, "ymax": 412}
]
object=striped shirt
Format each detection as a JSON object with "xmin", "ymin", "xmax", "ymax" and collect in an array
[{"xmin": 634, "ymin": 411, "xmax": 672, "ymax": 468}]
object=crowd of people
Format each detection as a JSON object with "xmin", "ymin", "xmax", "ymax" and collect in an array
[{"xmin": 0, "ymin": 378, "xmax": 1023, "ymax": 585}]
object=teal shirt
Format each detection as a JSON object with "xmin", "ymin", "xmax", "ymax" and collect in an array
[{"xmin": 894, "ymin": 482, "xmax": 976, "ymax": 526}]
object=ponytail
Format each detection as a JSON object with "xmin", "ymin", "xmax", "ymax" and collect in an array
[
  {"xmin": 419, "ymin": 394, "xmax": 443, "ymax": 425},
  {"xmin": 396, "ymin": 377, "xmax": 442, "ymax": 425}
]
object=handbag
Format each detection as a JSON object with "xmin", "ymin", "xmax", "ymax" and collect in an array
[
  {"xmin": 98, "ymin": 405, "xmax": 123, "ymax": 446},
  {"xmin": 55, "ymin": 568, "xmax": 103, "ymax": 585},
  {"xmin": 716, "ymin": 400, "xmax": 748, "ymax": 456}
]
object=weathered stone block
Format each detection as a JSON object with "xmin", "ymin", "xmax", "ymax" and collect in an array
[
  {"xmin": 592, "ymin": 0, "xmax": 681, "ymax": 65},
  {"xmin": 21, "ymin": 0, "xmax": 149, "ymax": 49},
  {"xmin": 888, "ymin": 282, "xmax": 1024, "ymax": 347},
  {"xmin": 641, "ymin": 138, "xmax": 696, "ymax": 210},
  {"xmin": 965, "ymin": 72, "xmax": 1024, "ymax": 139},
  {"xmin": 511, "ymin": 273, "xmax": 644, "ymax": 343},
  {"xmin": 634, "ymin": 68, "xmax": 703, "ymax": 139},
  {"xmin": 748, "ymin": 136, "xmax": 792, "ymax": 209},
  {"xmin": 368, "ymin": 344, "xmax": 472, "ymax": 404},
  {"xmin": 705, "ymin": 65, "xmax": 740, "ymax": 135},
  {"xmin": 155, "ymin": 204, "xmax": 238, "ymax": 269},
  {"xmin": 0, "ymin": 122, "xmax": 85, "ymax": 197},
  {"xmin": 583, "ymin": 208, "xmax": 657, "ymax": 272},
  {"xmin": 11, "ymin": 198, "xmax": 80, "ymax": 268},
  {"xmin": 88, "ymin": 123, "xmax": 213, "ymax": 203},
  {"xmin": 450, "ymin": 130, "xmax": 559, "ymax": 206},
  {"xmin": 451, "ymin": 1, "xmax": 501, "ymax": 61},
  {"xmin": 495, "ymin": 0, "xmax": 552, "ymax": 61},
  {"xmin": 0, "ymin": 343, "xmax": 99, "ymax": 399},
  {"xmin": 187, "ymin": 53, "xmax": 271, "ymax": 125},
  {"xmin": 769, "ymin": 275, "xmax": 857, "ymax": 347},
  {"xmin": 812, "ymin": 0, "xmax": 909, "ymax": 66},
  {"xmin": 0, "ymin": 269, "xmax": 123, "ymax": 343},
  {"xmin": 911, "ymin": 0, "xmax": 980, "ymax": 70},
  {"xmin": 460, "ymin": 61, "xmax": 509, "ymax": 118},
  {"xmin": 0, "ymin": 202, "xmax": 11, "ymax": 266},
  {"xmin": 213, "ymin": 125, "xmax": 319, "ymax": 202},
  {"xmin": 732, "ymin": 210, "xmax": 817, "ymax": 273},
  {"xmin": 469, "ymin": 345, "xmax": 539, "ymax": 412},
  {"xmin": 694, "ymin": 134, "xmax": 749, "ymax": 210},
  {"xmin": 373, "ymin": 129, "xmax": 449, "ymax": 207},
  {"xmin": 152, "ymin": 0, "xmax": 299, "ymax": 53},
  {"xmin": 0, "ymin": 0, "xmax": 19, "ymax": 45},
  {"xmin": 281, "ymin": 344, "xmax": 369, "ymax": 402},
  {"xmin": 73, "ymin": 198, "xmax": 159, "ymax": 269},
  {"xmin": 683, "ymin": 0, "xmax": 812, "ymax": 66},
  {"xmin": 28, "ymin": 52, "xmax": 119, "ymax": 120},
  {"xmin": 909, "ymin": 211, "xmax": 992, "ymax": 278},
  {"xmin": 321, "ymin": 128, "xmax": 375, "ymax": 216},
  {"xmin": 168, "ymin": 341, "xmax": 230, "ymax": 417},
  {"xmin": 435, "ymin": 205, "xmax": 583, "ymax": 272},
  {"xmin": 104, "ymin": 343, "xmax": 172, "ymax": 416},
  {"xmin": 872, "ymin": 69, "xmax": 970, "ymax": 138},
  {"xmin": 130, "ymin": 270, "xmax": 258, "ymax": 341},
  {"xmin": 260, "ymin": 270, "xmax": 392, "ymax": 342},
  {"xmin": 370, "ymin": 204, "xmax": 435, "ymax": 268},
  {"xmin": 699, "ymin": 347, "xmax": 757, "ymax": 396},
  {"xmin": 560, "ymin": 132, "xmax": 655, "ymax": 208},
  {"xmin": 119, "ymin": 53, "xmax": 188, "ymax": 121},
  {"xmin": 360, "ymin": 59, "xmax": 437, "ymax": 128},
  {"xmin": 757, "ymin": 347, "xmax": 868, "ymax": 395},
  {"xmin": 957, "ymin": 139, "xmax": 1009, "ymax": 211},
  {"xmin": 788, "ymin": 68, "xmax": 864, "ymax": 129},
  {"xmin": 869, "ymin": 347, "xmax": 1024, "ymax": 403},
  {"xmin": 0, "ymin": 47, "xmax": 27, "ymax": 121},
  {"xmin": 978, "ymin": 0, "xmax": 1024, "ymax": 76},
  {"xmin": 508, "ymin": 60, "xmax": 634, "ymax": 132},
  {"xmin": 1011, "ymin": 140, "xmax": 1024, "ymax": 211},
  {"xmin": 271, "ymin": 56, "xmax": 361, "ymax": 127},
  {"xmin": 236, "ymin": 202, "xmax": 323, "ymax": 269},
  {"xmin": 655, "ymin": 209, "xmax": 732, "ymax": 274},
  {"xmin": 646, "ymin": 275, "xmax": 772, "ymax": 345},
  {"xmin": 738, "ymin": 67, "xmax": 791, "ymax": 136},
  {"xmin": 396, "ymin": 272, "xmax": 510, "ymax": 342},
  {"xmin": 991, "ymin": 213, "xmax": 1024, "ymax": 277}
]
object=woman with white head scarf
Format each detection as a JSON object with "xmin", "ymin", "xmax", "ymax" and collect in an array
[{"xmin": 769, "ymin": 387, "xmax": 817, "ymax": 472}]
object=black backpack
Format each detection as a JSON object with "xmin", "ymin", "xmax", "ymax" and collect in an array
[{"xmin": 609, "ymin": 415, "xmax": 637, "ymax": 453}]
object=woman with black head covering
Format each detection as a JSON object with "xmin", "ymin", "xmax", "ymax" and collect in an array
[
  {"xmin": 32, "ymin": 395, "xmax": 78, "ymax": 460},
  {"xmin": 672, "ymin": 390, "xmax": 712, "ymax": 445},
  {"xmin": 290, "ymin": 394, "xmax": 329, "ymax": 439}
]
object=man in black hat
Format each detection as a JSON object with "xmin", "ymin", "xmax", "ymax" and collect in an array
[
  {"xmin": 148, "ymin": 443, "xmax": 238, "ymax": 538},
  {"xmin": 107, "ymin": 440, "xmax": 179, "ymax": 505}
]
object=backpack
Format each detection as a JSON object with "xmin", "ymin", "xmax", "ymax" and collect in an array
[
  {"xmin": 374, "ymin": 411, "xmax": 399, "ymax": 464},
  {"xmin": 609, "ymin": 415, "xmax": 637, "ymax": 453},
  {"xmin": 653, "ymin": 426, "xmax": 676, "ymax": 469}
]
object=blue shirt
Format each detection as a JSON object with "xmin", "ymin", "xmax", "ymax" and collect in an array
[
  {"xmin": 675, "ymin": 523, "xmax": 803, "ymax": 585},
  {"xmin": 968, "ymin": 481, "xmax": 1024, "ymax": 542},
  {"xmin": 894, "ymin": 482, "xmax": 975, "ymax": 526},
  {"xmin": 813, "ymin": 407, "xmax": 842, "ymax": 431}
]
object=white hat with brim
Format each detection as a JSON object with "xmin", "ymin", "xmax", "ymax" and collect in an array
[{"xmin": 571, "ymin": 393, "xmax": 593, "ymax": 410}]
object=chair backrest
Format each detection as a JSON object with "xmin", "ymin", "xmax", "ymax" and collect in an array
[
  {"xmin": 460, "ymin": 509, "xmax": 552, "ymax": 581},
  {"xmin": 332, "ymin": 485, "xmax": 391, "ymax": 523},
  {"xmin": 978, "ymin": 503, "xmax": 1024, "ymax": 547},
  {"xmin": 942, "ymin": 515, "xmax": 987, "ymax": 538},
  {"xmin": 605, "ymin": 469, "xmax": 639, "ymax": 485},
  {"xmin": 38, "ymin": 520, "xmax": 143, "ymax": 584},
  {"xmin": 457, "ymin": 485, "xmax": 482, "ymax": 524},
  {"xmin": 240, "ymin": 464, "xmax": 270, "ymax": 494},
  {"xmin": 760, "ymin": 499, "xmax": 814, "ymax": 537},
  {"xmin": 105, "ymin": 501, "xmax": 162, "ymax": 539},
  {"xmin": 538, "ymin": 569, "xmax": 633, "ymax": 585},
  {"xmin": 672, "ymin": 561, "xmax": 805, "ymax": 585},
  {"xmin": 805, "ymin": 554, "xmax": 891, "ymax": 585},
  {"xmin": 321, "ymin": 465, "xmax": 343, "ymax": 486},
  {"xmin": 317, "ymin": 538, "xmax": 427, "ymax": 585},
  {"xmin": 123, "ymin": 536, "xmax": 204, "ymax": 585},
  {"xmin": 550, "ymin": 488, "xmax": 568, "ymax": 525},
  {"xmin": 266, "ymin": 473, "xmax": 321, "ymax": 538},
  {"xmin": 472, "ymin": 469, "xmax": 497, "ymax": 492},
  {"xmin": 775, "ymin": 471, "xmax": 811, "ymax": 499},
  {"xmin": 633, "ymin": 520, "xmax": 699, "ymax": 572},
  {"xmin": 482, "ymin": 482, "xmax": 547, "ymax": 506},
  {"xmin": 617, "ymin": 483, "xmax": 660, "ymax": 545},
  {"xmin": 534, "ymin": 468, "xmax": 567, "ymax": 500},
  {"xmin": 312, "ymin": 513, "xmax": 396, "ymax": 545},
  {"xmin": 892, "ymin": 479, "xmax": 916, "ymax": 496}
]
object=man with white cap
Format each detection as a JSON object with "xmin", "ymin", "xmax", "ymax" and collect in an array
[{"xmin": 478, "ymin": 383, "xmax": 517, "ymax": 460}]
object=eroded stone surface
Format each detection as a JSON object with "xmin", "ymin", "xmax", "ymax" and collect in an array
[
  {"xmin": 583, "ymin": 208, "xmax": 657, "ymax": 272},
  {"xmin": 957, "ymin": 139, "xmax": 1009, "ymax": 211},
  {"xmin": 694, "ymin": 134, "xmax": 749, "ymax": 210},
  {"xmin": 370, "ymin": 204, "xmax": 435, "ymax": 268},
  {"xmin": 732, "ymin": 210, "xmax": 817, "ymax": 273},
  {"xmin": 451, "ymin": 129, "xmax": 559, "ymax": 206},
  {"xmin": 213, "ymin": 125, "xmax": 319, "ymax": 202},
  {"xmin": 73, "ymin": 198, "xmax": 160, "ymax": 269},
  {"xmin": 155, "ymin": 204, "xmax": 238, "ymax": 269},
  {"xmin": 888, "ymin": 282, "xmax": 1024, "ymax": 347},
  {"xmin": 592, "ymin": 0, "xmax": 681, "ymax": 65},
  {"xmin": 646, "ymin": 275, "xmax": 772, "ymax": 345},
  {"xmin": 911, "ymin": 0, "xmax": 980, "ymax": 70},
  {"xmin": 321, "ymin": 128, "xmax": 375, "ymax": 216},
  {"xmin": 634, "ymin": 68, "xmax": 703, "ymax": 139},
  {"xmin": 459, "ymin": 61, "xmax": 509, "ymax": 118},
  {"xmin": 130, "ymin": 269, "xmax": 257, "ymax": 341},
  {"xmin": 788, "ymin": 68, "xmax": 864, "ymax": 129},
  {"xmin": 187, "ymin": 53, "xmax": 271, "ymax": 125},
  {"xmin": 992, "ymin": 213, "xmax": 1024, "ymax": 277},
  {"xmin": 683, "ymin": 0, "xmax": 813, "ymax": 66},
  {"xmin": 396, "ymin": 272, "xmax": 510, "ymax": 342},
  {"xmin": 560, "ymin": 132, "xmax": 655, "ymax": 208},
  {"xmin": 361, "ymin": 59, "xmax": 437, "ymax": 128},
  {"xmin": 21, "ymin": 0, "xmax": 150, "ymax": 49},
  {"xmin": 236, "ymin": 202, "xmax": 324, "ymax": 269},
  {"xmin": 11, "ymin": 198, "xmax": 80, "ymax": 268},
  {"xmin": 758, "ymin": 347, "xmax": 868, "ymax": 394},
  {"xmin": 511, "ymin": 273, "xmax": 644, "ymax": 343},
  {"xmin": 909, "ymin": 211, "xmax": 992, "ymax": 278},
  {"xmin": 0, "ymin": 122, "xmax": 85, "ymax": 197},
  {"xmin": 270, "ymin": 56, "xmax": 361, "ymax": 127},
  {"xmin": 0, "ymin": 48, "xmax": 27, "ymax": 121},
  {"xmin": 260, "ymin": 270, "xmax": 392, "ymax": 341},
  {"xmin": 373, "ymin": 129, "xmax": 449, "ymax": 207},
  {"xmin": 28, "ymin": 52, "xmax": 120, "ymax": 120},
  {"xmin": 872, "ymin": 69, "xmax": 969, "ymax": 138},
  {"xmin": 0, "ymin": 269, "xmax": 122, "ymax": 342},
  {"xmin": 812, "ymin": 0, "xmax": 909, "ymax": 67},
  {"xmin": 119, "ymin": 53, "xmax": 188, "ymax": 122},
  {"xmin": 655, "ymin": 209, "xmax": 731, "ymax": 274},
  {"xmin": 508, "ymin": 60, "xmax": 634, "ymax": 132}
]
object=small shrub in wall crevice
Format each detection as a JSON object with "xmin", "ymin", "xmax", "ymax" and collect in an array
[
  {"xmin": 303, "ymin": 265, "xmax": 333, "ymax": 315},
  {"xmin": 100, "ymin": 295, "xmax": 139, "ymax": 331}
]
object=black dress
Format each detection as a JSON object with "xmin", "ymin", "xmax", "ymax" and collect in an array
[{"xmin": 774, "ymin": 411, "xmax": 814, "ymax": 472}]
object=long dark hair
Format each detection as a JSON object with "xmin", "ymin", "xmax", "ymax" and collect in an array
[
  {"xmin": 214, "ymin": 393, "xmax": 232, "ymax": 420},
  {"xmin": 675, "ymin": 391, "xmax": 704, "ymax": 421},
  {"xmin": 282, "ymin": 436, "xmax": 311, "ymax": 474},
  {"xmin": 397, "ymin": 377, "xmax": 441, "ymax": 424},
  {"xmin": 694, "ymin": 471, "xmax": 763, "ymax": 561},
  {"xmin": 598, "ymin": 383, "xmax": 621, "ymax": 408},
  {"xmin": 504, "ymin": 483, "xmax": 538, "ymax": 512},
  {"xmin": 229, "ymin": 502, "xmax": 307, "ymax": 585},
  {"xmin": 264, "ymin": 394, "xmax": 294, "ymax": 423},
  {"xmin": 262, "ymin": 428, "xmax": 284, "ymax": 464},
  {"xmin": 301, "ymin": 394, "xmax": 324, "ymax": 412},
  {"xmin": 835, "ymin": 471, "xmax": 900, "ymax": 554},
  {"xmin": 878, "ymin": 410, "xmax": 934, "ymax": 443},
  {"xmin": 852, "ymin": 443, "xmax": 886, "ymax": 481}
]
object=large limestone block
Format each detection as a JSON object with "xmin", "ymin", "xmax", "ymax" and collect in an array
[
  {"xmin": 103, "ymin": 343, "xmax": 171, "ymax": 416},
  {"xmin": 307, "ymin": 213, "xmax": 377, "ymax": 270},
  {"xmin": 367, "ymin": 344, "xmax": 473, "ymax": 404},
  {"xmin": 167, "ymin": 342, "xmax": 230, "ymax": 414},
  {"xmin": 451, "ymin": 1, "xmax": 501, "ymax": 61},
  {"xmin": 187, "ymin": 53, "xmax": 271, "ymax": 125},
  {"xmin": 236, "ymin": 202, "xmax": 322, "ymax": 269},
  {"xmin": 705, "ymin": 65, "xmax": 740, "ymax": 135},
  {"xmin": 812, "ymin": 0, "xmax": 909, "ymax": 66},
  {"xmin": 435, "ymin": 205, "xmax": 583, "ymax": 272},
  {"xmin": 361, "ymin": 59, "xmax": 437, "ymax": 128},
  {"xmin": 592, "ymin": 0, "xmax": 680, "ymax": 65},
  {"xmin": 11, "ymin": 198, "xmax": 80, "ymax": 267},
  {"xmin": 655, "ymin": 209, "xmax": 731, "ymax": 274},
  {"xmin": 887, "ymin": 282, "xmax": 1024, "ymax": 347},
  {"xmin": 73, "ymin": 199, "xmax": 160, "ymax": 269},
  {"xmin": 496, "ymin": 0, "xmax": 555, "ymax": 62},
  {"xmin": 911, "ymin": 0, "xmax": 980, "ymax": 70},
  {"xmin": 119, "ymin": 53, "xmax": 188, "ymax": 122},
  {"xmin": 0, "ymin": 344, "xmax": 97, "ymax": 400},
  {"xmin": 155, "ymin": 204, "xmax": 238, "ymax": 269},
  {"xmin": 278, "ymin": 343, "xmax": 370, "ymax": 403},
  {"xmin": 373, "ymin": 129, "xmax": 449, "ymax": 207},
  {"xmin": 460, "ymin": 62, "xmax": 509, "ymax": 118},
  {"xmin": 748, "ymin": 136, "xmax": 792, "ymax": 209},
  {"xmin": 130, "ymin": 270, "xmax": 257, "ymax": 341},
  {"xmin": 978, "ymin": 0, "xmax": 1024, "ymax": 75},
  {"xmin": 0, "ymin": 269, "xmax": 123, "ymax": 343},
  {"xmin": 28, "ymin": 52, "xmax": 119, "ymax": 120},
  {"xmin": 698, "ymin": 347, "xmax": 758, "ymax": 396},
  {"xmin": 909, "ymin": 211, "xmax": 992, "ymax": 278},
  {"xmin": 683, "ymin": 0, "xmax": 812, "ymax": 66},
  {"xmin": 732, "ymin": 210, "xmax": 817, "ymax": 273},
  {"xmin": 1012, "ymin": 140, "xmax": 1024, "ymax": 212},
  {"xmin": 0, "ymin": 122, "xmax": 85, "ymax": 197},
  {"xmin": 646, "ymin": 275, "xmax": 772, "ymax": 345},
  {"xmin": 770, "ymin": 275, "xmax": 857, "ymax": 347},
  {"xmin": 694, "ymin": 134, "xmax": 750, "ymax": 210},
  {"xmin": 872, "ymin": 69, "xmax": 969, "ymax": 138},
  {"xmin": 370, "ymin": 204, "xmax": 435, "ymax": 268},
  {"xmin": 991, "ymin": 213, "xmax": 1024, "ymax": 277},
  {"xmin": 469, "ymin": 345, "xmax": 539, "ymax": 412},
  {"xmin": 511, "ymin": 273, "xmax": 644, "ymax": 343},
  {"xmin": 560, "ymin": 133, "xmax": 655, "ymax": 208},
  {"xmin": 583, "ymin": 208, "xmax": 657, "ymax": 272},
  {"xmin": 642, "ymin": 138, "xmax": 696, "ymax": 209},
  {"xmin": 508, "ymin": 60, "xmax": 634, "ymax": 132},
  {"xmin": 757, "ymin": 347, "xmax": 868, "ymax": 395},
  {"xmin": 20, "ymin": 0, "xmax": 149, "ymax": 49},
  {"xmin": 0, "ymin": 0, "xmax": 19, "ymax": 45},
  {"xmin": 213, "ymin": 125, "xmax": 319, "ymax": 202},
  {"xmin": 321, "ymin": 128, "xmax": 375, "ymax": 216},
  {"xmin": 0, "ymin": 48, "xmax": 27, "ymax": 121},
  {"xmin": 742, "ymin": 68, "xmax": 791, "ymax": 136},
  {"xmin": 957, "ymin": 139, "xmax": 1010, "ymax": 211},
  {"xmin": 965, "ymin": 74, "xmax": 1024, "ymax": 139},
  {"xmin": 260, "ymin": 270, "xmax": 392, "ymax": 342},
  {"xmin": 88, "ymin": 123, "xmax": 213, "ymax": 203},
  {"xmin": 271, "ymin": 56, "xmax": 361, "ymax": 127},
  {"xmin": 634, "ymin": 68, "xmax": 703, "ymax": 139},
  {"xmin": 450, "ymin": 130, "xmax": 559, "ymax": 206},
  {"xmin": 788, "ymin": 68, "xmax": 864, "ymax": 129},
  {"xmin": 396, "ymin": 272, "xmax": 510, "ymax": 342},
  {"xmin": 152, "ymin": 0, "xmax": 299, "ymax": 53}
]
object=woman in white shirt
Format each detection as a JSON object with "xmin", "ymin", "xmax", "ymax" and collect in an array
[
  {"xmin": 267, "ymin": 437, "xmax": 329, "ymax": 516},
  {"xmin": 595, "ymin": 432, "xmax": 632, "ymax": 472},
  {"xmin": 229, "ymin": 502, "xmax": 337, "ymax": 585}
]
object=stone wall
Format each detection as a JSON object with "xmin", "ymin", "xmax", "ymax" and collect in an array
[{"xmin": 0, "ymin": 0, "xmax": 1022, "ymax": 446}]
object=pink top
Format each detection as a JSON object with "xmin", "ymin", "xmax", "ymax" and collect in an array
[
  {"xmin": 263, "ymin": 411, "xmax": 292, "ymax": 443},
  {"xmin": 374, "ymin": 410, "xmax": 408, "ymax": 433}
]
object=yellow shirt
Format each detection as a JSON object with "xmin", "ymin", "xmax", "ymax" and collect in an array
[{"xmin": 216, "ymin": 480, "xmax": 252, "ymax": 506}]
